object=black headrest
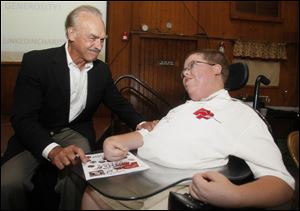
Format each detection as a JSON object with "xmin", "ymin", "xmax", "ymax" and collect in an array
[{"xmin": 225, "ymin": 62, "xmax": 249, "ymax": 91}]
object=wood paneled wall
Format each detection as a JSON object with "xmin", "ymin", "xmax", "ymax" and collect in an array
[
  {"xmin": 1, "ymin": 1, "xmax": 298, "ymax": 117},
  {"xmin": 106, "ymin": 1, "xmax": 299, "ymax": 107},
  {"xmin": 1, "ymin": 62, "xmax": 19, "ymax": 115}
]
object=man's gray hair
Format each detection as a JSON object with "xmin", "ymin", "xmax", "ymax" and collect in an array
[{"xmin": 65, "ymin": 5, "xmax": 103, "ymax": 37}]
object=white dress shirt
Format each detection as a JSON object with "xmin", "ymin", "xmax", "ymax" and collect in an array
[{"xmin": 42, "ymin": 42, "xmax": 93, "ymax": 160}]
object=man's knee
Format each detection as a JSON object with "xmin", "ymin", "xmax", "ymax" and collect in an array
[
  {"xmin": 1, "ymin": 163, "xmax": 34, "ymax": 192},
  {"xmin": 54, "ymin": 128, "xmax": 91, "ymax": 152},
  {"xmin": 1, "ymin": 178, "xmax": 30, "ymax": 209}
]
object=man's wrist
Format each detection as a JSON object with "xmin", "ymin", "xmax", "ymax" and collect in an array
[{"xmin": 42, "ymin": 143, "xmax": 60, "ymax": 161}]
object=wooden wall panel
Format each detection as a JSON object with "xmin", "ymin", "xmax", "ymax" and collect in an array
[
  {"xmin": 197, "ymin": 1, "xmax": 298, "ymax": 41},
  {"xmin": 132, "ymin": 34, "xmax": 198, "ymax": 103},
  {"xmin": 1, "ymin": 63, "xmax": 20, "ymax": 115},
  {"xmin": 128, "ymin": 33, "xmax": 202, "ymax": 119},
  {"xmin": 107, "ymin": 1, "xmax": 132, "ymax": 77},
  {"xmin": 131, "ymin": 2, "xmax": 161, "ymax": 32},
  {"xmin": 108, "ymin": 1, "xmax": 299, "ymax": 107},
  {"xmin": 1, "ymin": 1, "xmax": 298, "ymax": 118},
  {"xmin": 131, "ymin": 1, "xmax": 199, "ymax": 34}
]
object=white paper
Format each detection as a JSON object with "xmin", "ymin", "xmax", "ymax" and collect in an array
[{"xmin": 82, "ymin": 151, "xmax": 150, "ymax": 180}]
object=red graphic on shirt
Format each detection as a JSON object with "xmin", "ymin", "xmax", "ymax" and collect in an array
[{"xmin": 193, "ymin": 108, "xmax": 214, "ymax": 120}]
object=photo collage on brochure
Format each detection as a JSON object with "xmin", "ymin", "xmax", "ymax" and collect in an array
[{"xmin": 82, "ymin": 151, "xmax": 150, "ymax": 180}]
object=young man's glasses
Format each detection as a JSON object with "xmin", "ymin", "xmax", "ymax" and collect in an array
[{"xmin": 181, "ymin": 60, "xmax": 215, "ymax": 79}]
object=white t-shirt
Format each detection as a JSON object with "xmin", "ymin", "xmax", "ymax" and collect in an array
[{"xmin": 137, "ymin": 89, "xmax": 295, "ymax": 189}]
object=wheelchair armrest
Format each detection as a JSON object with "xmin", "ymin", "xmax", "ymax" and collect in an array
[
  {"xmin": 220, "ymin": 155, "xmax": 254, "ymax": 185},
  {"xmin": 169, "ymin": 192, "xmax": 219, "ymax": 210},
  {"xmin": 168, "ymin": 156, "xmax": 255, "ymax": 210}
]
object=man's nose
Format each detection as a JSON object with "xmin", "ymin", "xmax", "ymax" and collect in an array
[{"xmin": 94, "ymin": 39, "xmax": 103, "ymax": 50}]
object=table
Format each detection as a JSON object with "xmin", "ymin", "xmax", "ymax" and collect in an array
[{"xmin": 70, "ymin": 154, "xmax": 253, "ymax": 201}]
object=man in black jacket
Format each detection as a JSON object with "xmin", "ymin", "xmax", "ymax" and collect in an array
[{"xmin": 1, "ymin": 5, "xmax": 155, "ymax": 209}]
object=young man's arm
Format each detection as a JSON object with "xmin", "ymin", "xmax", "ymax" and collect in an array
[
  {"xmin": 103, "ymin": 131, "xmax": 143, "ymax": 161},
  {"xmin": 189, "ymin": 171, "xmax": 294, "ymax": 208}
]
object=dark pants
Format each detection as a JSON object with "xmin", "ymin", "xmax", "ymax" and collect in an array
[{"xmin": 1, "ymin": 128, "xmax": 91, "ymax": 210}]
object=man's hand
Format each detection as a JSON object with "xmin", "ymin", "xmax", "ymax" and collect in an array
[
  {"xmin": 136, "ymin": 120, "xmax": 159, "ymax": 131},
  {"xmin": 48, "ymin": 145, "xmax": 90, "ymax": 170}
]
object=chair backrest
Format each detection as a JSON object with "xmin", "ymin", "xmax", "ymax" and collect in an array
[
  {"xmin": 288, "ymin": 131, "xmax": 299, "ymax": 168},
  {"xmin": 225, "ymin": 62, "xmax": 249, "ymax": 91}
]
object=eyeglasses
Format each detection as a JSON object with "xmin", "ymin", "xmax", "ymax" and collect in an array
[{"xmin": 181, "ymin": 60, "xmax": 215, "ymax": 79}]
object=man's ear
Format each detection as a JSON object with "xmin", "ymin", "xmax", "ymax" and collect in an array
[
  {"xmin": 213, "ymin": 64, "xmax": 222, "ymax": 75},
  {"xmin": 67, "ymin": 27, "xmax": 77, "ymax": 41}
]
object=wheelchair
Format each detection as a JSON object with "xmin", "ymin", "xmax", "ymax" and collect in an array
[
  {"xmin": 168, "ymin": 63, "xmax": 272, "ymax": 210},
  {"xmin": 101, "ymin": 62, "xmax": 273, "ymax": 210}
]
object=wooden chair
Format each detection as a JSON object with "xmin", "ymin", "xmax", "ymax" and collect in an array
[
  {"xmin": 287, "ymin": 131, "xmax": 299, "ymax": 211},
  {"xmin": 287, "ymin": 130, "xmax": 299, "ymax": 168}
]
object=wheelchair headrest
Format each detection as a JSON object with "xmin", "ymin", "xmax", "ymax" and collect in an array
[{"xmin": 225, "ymin": 62, "xmax": 249, "ymax": 91}]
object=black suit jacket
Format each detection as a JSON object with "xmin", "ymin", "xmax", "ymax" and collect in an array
[{"xmin": 2, "ymin": 45, "xmax": 144, "ymax": 162}]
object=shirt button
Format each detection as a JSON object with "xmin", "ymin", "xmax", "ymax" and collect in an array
[{"xmin": 50, "ymin": 131, "xmax": 54, "ymax": 136}]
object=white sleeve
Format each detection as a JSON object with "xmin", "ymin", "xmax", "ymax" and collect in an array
[
  {"xmin": 232, "ymin": 117, "xmax": 295, "ymax": 190},
  {"xmin": 136, "ymin": 121, "xmax": 146, "ymax": 130},
  {"xmin": 136, "ymin": 128, "xmax": 150, "ymax": 137},
  {"xmin": 42, "ymin": 142, "xmax": 60, "ymax": 161}
]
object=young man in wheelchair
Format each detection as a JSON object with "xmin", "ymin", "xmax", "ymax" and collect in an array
[{"xmin": 81, "ymin": 49, "xmax": 294, "ymax": 209}]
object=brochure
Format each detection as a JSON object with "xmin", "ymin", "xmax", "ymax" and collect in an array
[{"xmin": 82, "ymin": 151, "xmax": 150, "ymax": 180}]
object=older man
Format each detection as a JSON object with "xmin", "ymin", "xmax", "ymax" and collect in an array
[{"xmin": 1, "ymin": 5, "xmax": 156, "ymax": 210}]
